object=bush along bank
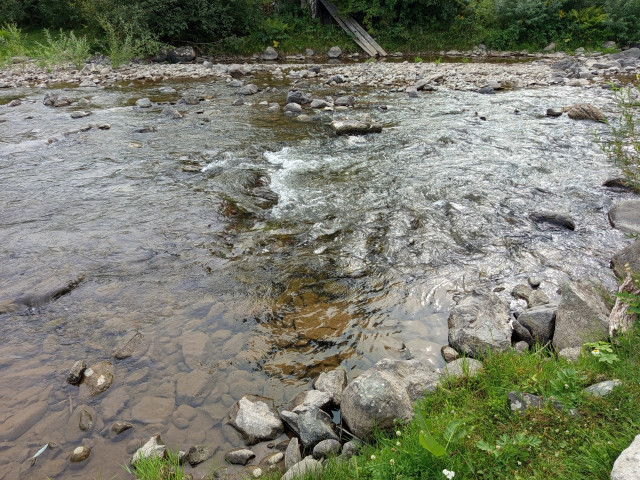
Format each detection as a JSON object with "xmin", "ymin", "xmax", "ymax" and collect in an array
[{"xmin": 123, "ymin": 242, "xmax": 640, "ymax": 479}]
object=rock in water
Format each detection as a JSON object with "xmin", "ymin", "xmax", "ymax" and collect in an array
[
  {"xmin": 82, "ymin": 361, "xmax": 114, "ymax": 396},
  {"xmin": 113, "ymin": 331, "xmax": 143, "ymax": 359},
  {"xmin": 564, "ymin": 103, "xmax": 606, "ymax": 122},
  {"xmin": 238, "ymin": 84, "xmax": 259, "ymax": 95},
  {"xmin": 225, "ymin": 448, "xmax": 255, "ymax": 465},
  {"xmin": 448, "ymin": 293, "xmax": 512, "ymax": 357},
  {"xmin": 228, "ymin": 395, "xmax": 284, "ymax": 445},
  {"xmin": 131, "ymin": 435, "xmax": 166, "ymax": 465},
  {"xmin": 609, "ymin": 200, "xmax": 640, "ymax": 234},
  {"xmin": 70, "ymin": 446, "xmax": 91, "ymax": 462},
  {"xmin": 331, "ymin": 118, "xmax": 382, "ymax": 136},
  {"xmin": 66, "ymin": 360, "xmax": 86, "ymax": 385},
  {"xmin": 187, "ymin": 445, "xmax": 213, "ymax": 466}
]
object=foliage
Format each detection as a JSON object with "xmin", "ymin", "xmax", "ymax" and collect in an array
[
  {"xmin": 599, "ymin": 82, "xmax": 640, "ymax": 193},
  {"xmin": 543, "ymin": 366, "xmax": 587, "ymax": 407},
  {"xmin": 122, "ymin": 451, "xmax": 186, "ymax": 480},
  {"xmin": 415, "ymin": 410, "xmax": 473, "ymax": 457},
  {"xmin": 0, "ymin": 23, "xmax": 28, "ymax": 64},
  {"xmin": 35, "ymin": 29, "xmax": 90, "ymax": 70},
  {"xmin": 476, "ymin": 432, "xmax": 542, "ymax": 464},
  {"xmin": 584, "ymin": 341, "xmax": 620, "ymax": 364},
  {"xmin": 98, "ymin": 16, "xmax": 160, "ymax": 68}
]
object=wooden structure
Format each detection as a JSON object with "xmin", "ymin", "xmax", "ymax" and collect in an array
[{"xmin": 316, "ymin": 0, "xmax": 387, "ymax": 57}]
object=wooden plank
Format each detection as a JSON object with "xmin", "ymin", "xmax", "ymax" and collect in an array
[{"xmin": 319, "ymin": 0, "xmax": 386, "ymax": 57}]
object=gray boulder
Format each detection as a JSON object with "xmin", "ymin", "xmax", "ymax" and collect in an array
[
  {"xmin": 609, "ymin": 200, "xmax": 640, "ymax": 234},
  {"xmin": 284, "ymin": 103, "xmax": 303, "ymax": 115},
  {"xmin": 281, "ymin": 457, "xmax": 322, "ymax": 480},
  {"xmin": 611, "ymin": 240, "xmax": 640, "ymax": 279},
  {"xmin": 558, "ymin": 347, "xmax": 582, "ymax": 362},
  {"xmin": 553, "ymin": 281, "xmax": 610, "ymax": 350},
  {"xmin": 439, "ymin": 358, "xmax": 483, "ymax": 380},
  {"xmin": 341, "ymin": 359, "xmax": 439, "ymax": 439},
  {"xmin": 310, "ymin": 99, "xmax": 329, "ymax": 109},
  {"xmin": 135, "ymin": 98, "xmax": 152, "ymax": 108},
  {"xmin": 441, "ymin": 346, "xmax": 460, "ymax": 363},
  {"xmin": 83, "ymin": 362, "xmax": 114, "ymax": 396},
  {"xmin": 132, "ymin": 435, "xmax": 166, "ymax": 465},
  {"xmin": 187, "ymin": 445, "xmax": 214, "ymax": 466},
  {"xmin": 334, "ymin": 95, "xmax": 355, "ymax": 107},
  {"xmin": 507, "ymin": 392, "xmax": 543, "ymax": 412},
  {"xmin": 287, "ymin": 390, "xmax": 332, "ymax": 412},
  {"xmin": 312, "ymin": 369, "xmax": 347, "ymax": 405},
  {"xmin": 611, "ymin": 434, "xmax": 640, "ymax": 480},
  {"xmin": 585, "ymin": 379, "xmax": 622, "ymax": 397},
  {"xmin": 341, "ymin": 440, "xmax": 361, "ymax": 459},
  {"xmin": 225, "ymin": 448, "xmax": 255, "ymax": 466},
  {"xmin": 228, "ymin": 64, "xmax": 248, "ymax": 77},
  {"xmin": 510, "ymin": 319, "xmax": 534, "ymax": 346},
  {"xmin": 312, "ymin": 439, "xmax": 341, "ymax": 459},
  {"xmin": 284, "ymin": 437, "xmax": 301, "ymax": 470},
  {"xmin": 328, "ymin": 46, "xmax": 342, "ymax": 58},
  {"xmin": 167, "ymin": 46, "xmax": 196, "ymax": 63},
  {"xmin": 286, "ymin": 90, "xmax": 312, "ymax": 105},
  {"xmin": 238, "ymin": 84, "xmax": 259, "ymax": 95},
  {"xmin": 517, "ymin": 305, "xmax": 557, "ymax": 344},
  {"xmin": 297, "ymin": 407, "xmax": 339, "ymax": 450},
  {"xmin": 228, "ymin": 395, "xmax": 284, "ymax": 445},
  {"xmin": 448, "ymin": 293, "xmax": 512, "ymax": 357},
  {"xmin": 262, "ymin": 46, "xmax": 279, "ymax": 61}
]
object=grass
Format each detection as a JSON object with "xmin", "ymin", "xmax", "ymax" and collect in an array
[{"xmin": 122, "ymin": 450, "xmax": 187, "ymax": 480}]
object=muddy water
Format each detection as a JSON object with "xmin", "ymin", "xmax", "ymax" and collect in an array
[{"xmin": 0, "ymin": 71, "xmax": 633, "ymax": 479}]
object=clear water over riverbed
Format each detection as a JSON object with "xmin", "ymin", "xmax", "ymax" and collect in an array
[{"xmin": 0, "ymin": 72, "xmax": 633, "ymax": 479}]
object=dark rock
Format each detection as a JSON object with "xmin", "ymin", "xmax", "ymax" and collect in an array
[
  {"xmin": 133, "ymin": 125, "xmax": 157, "ymax": 134},
  {"xmin": 228, "ymin": 64, "xmax": 248, "ymax": 77},
  {"xmin": 152, "ymin": 48, "xmax": 168, "ymax": 62},
  {"xmin": 113, "ymin": 331, "xmax": 143, "ymax": 359},
  {"xmin": 79, "ymin": 409, "xmax": 93, "ymax": 431},
  {"xmin": 225, "ymin": 448, "xmax": 255, "ymax": 466},
  {"xmin": 312, "ymin": 439, "xmax": 341, "ymax": 459},
  {"xmin": 511, "ymin": 319, "xmax": 534, "ymax": 345},
  {"xmin": 602, "ymin": 177, "xmax": 635, "ymax": 192},
  {"xmin": 507, "ymin": 392, "xmax": 543, "ymax": 412},
  {"xmin": 69, "ymin": 446, "xmax": 91, "ymax": 463},
  {"xmin": 111, "ymin": 421, "xmax": 133, "ymax": 435},
  {"xmin": 312, "ymin": 369, "xmax": 347, "ymax": 406},
  {"xmin": 228, "ymin": 395, "xmax": 284, "ymax": 445},
  {"xmin": 564, "ymin": 103, "xmax": 607, "ymax": 122},
  {"xmin": 334, "ymin": 95, "xmax": 355, "ymax": 107},
  {"xmin": 517, "ymin": 304, "xmax": 557, "ymax": 344},
  {"xmin": 44, "ymin": 93, "xmax": 71, "ymax": 107},
  {"xmin": 262, "ymin": 47, "xmax": 278, "ymax": 61},
  {"xmin": 546, "ymin": 108, "xmax": 563, "ymax": 117},
  {"xmin": 187, "ymin": 445, "xmax": 213, "ymax": 466},
  {"xmin": 476, "ymin": 86, "xmax": 496, "ymax": 94},
  {"xmin": 328, "ymin": 46, "xmax": 342, "ymax": 58},
  {"xmin": 66, "ymin": 360, "xmax": 86, "ymax": 385},
  {"xmin": 584, "ymin": 379, "xmax": 622, "ymax": 397},
  {"xmin": 529, "ymin": 211, "xmax": 575, "ymax": 230},
  {"xmin": 297, "ymin": 407, "xmax": 339, "ymax": 450},
  {"xmin": 286, "ymin": 90, "xmax": 312, "ymax": 105},
  {"xmin": 608, "ymin": 200, "xmax": 640, "ymax": 234},
  {"xmin": 440, "ymin": 346, "xmax": 460, "ymax": 363},
  {"xmin": 308, "ymin": 66, "xmax": 321, "ymax": 74},
  {"xmin": 167, "ymin": 46, "xmax": 196, "ymax": 64},
  {"xmin": 238, "ymin": 84, "xmax": 259, "ymax": 96},
  {"xmin": 448, "ymin": 293, "xmax": 512, "ymax": 357},
  {"xmin": 284, "ymin": 438, "xmax": 301, "ymax": 470},
  {"xmin": 553, "ymin": 280, "xmax": 610, "ymax": 350},
  {"xmin": 611, "ymin": 240, "xmax": 640, "ymax": 279}
]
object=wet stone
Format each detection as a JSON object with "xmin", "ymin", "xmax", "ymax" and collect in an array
[
  {"xmin": 187, "ymin": 444, "xmax": 214, "ymax": 466},
  {"xmin": 7, "ymin": 99, "xmax": 21, "ymax": 107},
  {"xmin": 111, "ymin": 421, "xmax": 133, "ymax": 435},
  {"xmin": 83, "ymin": 361, "xmax": 114, "ymax": 396},
  {"xmin": 135, "ymin": 98, "xmax": 152, "ymax": 108},
  {"xmin": 69, "ymin": 445, "xmax": 90, "ymax": 463},
  {"xmin": 225, "ymin": 448, "xmax": 255, "ymax": 465},
  {"xmin": 66, "ymin": 360, "xmax": 86, "ymax": 385},
  {"xmin": 70, "ymin": 110, "xmax": 91, "ymax": 119},
  {"xmin": 228, "ymin": 395, "xmax": 284, "ymax": 445},
  {"xmin": 79, "ymin": 409, "xmax": 93, "ymax": 431},
  {"xmin": 113, "ymin": 331, "xmax": 144, "ymax": 359}
]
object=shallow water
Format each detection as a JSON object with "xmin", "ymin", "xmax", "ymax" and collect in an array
[{"xmin": 0, "ymin": 72, "xmax": 633, "ymax": 479}]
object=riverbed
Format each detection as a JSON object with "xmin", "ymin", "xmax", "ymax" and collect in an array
[{"xmin": 0, "ymin": 59, "xmax": 635, "ymax": 479}]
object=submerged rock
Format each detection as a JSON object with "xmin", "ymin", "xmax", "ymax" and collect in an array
[
  {"xmin": 69, "ymin": 446, "xmax": 91, "ymax": 463},
  {"xmin": 66, "ymin": 360, "xmax": 86, "ymax": 385},
  {"xmin": 228, "ymin": 395, "xmax": 284, "ymax": 445},
  {"xmin": 82, "ymin": 361, "xmax": 114, "ymax": 396},
  {"xmin": 331, "ymin": 117, "xmax": 382, "ymax": 135},
  {"xmin": 113, "ymin": 331, "xmax": 144, "ymax": 359}
]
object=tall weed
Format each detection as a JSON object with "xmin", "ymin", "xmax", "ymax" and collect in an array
[{"xmin": 36, "ymin": 29, "xmax": 90, "ymax": 70}]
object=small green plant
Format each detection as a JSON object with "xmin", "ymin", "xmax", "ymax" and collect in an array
[
  {"xmin": 364, "ymin": 56, "xmax": 376, "ymax": 63},
  {"xmin": 477, "ymin": 432, "xmax": 542, "ymax": 464},
  {"xmin": 35, "ymin": 28, "xmax": 90, "ymax": 70},
  {"xmin": 544, "ymin": 367, "xmax": 587, "ymax": 408},
  {"xmin": 434, "ymin": 56, "xmax": 442, "ymax": 65},
  {"xmin": 413, "ymin": 56, "xmax": 423, "ymax": 63},
  {"xmin": 584, "ymin": 341, "xmax": 620, "ymax": 364},
  {"xmin": 461, "ymin": 57, "xmax": 470, "ymax": 63},
  {"xmin": 415, "ymin": 408, "xmax": 473, "ymax": 458},
  {"xmin": 122, "ymin": 450, "xmax": 186, "ymax": 480},
  {"xmin": 599, "ymin": 81, "xmax": 640, "ymax": 193}
]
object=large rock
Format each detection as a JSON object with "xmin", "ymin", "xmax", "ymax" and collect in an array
[
  {"xmin": 312, "ymin": 369, "xmax": 347, "ymax": 405},
  {"xmin": 187, "ymin": 445, "xmax": 214, "ymax": 466},
  {"xmin": 131, "ymin": 435, "xmax": 166, "ymax": 465},
  {"xmin": 296, "ymin": 407, "xmax": 339, "ymax": 450},
  {"xmin": 564, "ymin": 103, "xmax": 607, "ymax": 122},
  {"xmin": 334, "ymin": 95, "xmax": 355, "ymax": 107},
  {"xmin": 612, "ymin": 434, "xmax": 640, "ymax": 480},
  {"xmin": 448, "ymin": 293, "xmax": 512, "ymax": 357},
  {"xmin": 331, "ymin": 117, "xmax": 382, "ymax": 136},
  {"xmin": 287, "ymin": 390, "xmax": 332, "ymax": 413},
  {"xmin": 228, "ymin": 64, "xmax": 248, "ymax": 77},
  {"xmin": 516, "ymin": 305, "xmax": 557, "ymax": 344},
  {"xmin": 228, "ymin": 395, "xmax": 284, "ymax": 445},
  {"xmin": 611, "ymin": 240, "xmax": 640, "ymax": 279},
  {"xmin": 281, "ymin": 457, "xmax": 322, "ymax": 480},
  {"xmin": 340, "ymin": 359, "xmax": 438, "ymax": 439},
  {"xmin": 284, "ymin": 438, "xmax": 301, "ymax": 470},
  {"xmin": 82, "ymin": 362, "xmax": 114, "ymax": 396},
  {"xmin": 312, "ymin": 439, "xmax": 341, "ymax": 459},
  {"xmin": 226, "ymin": 448, "xmax": 256, "ymax": 465},
  {"xmin": 327, "ymin": 46, "xmax": 342, "ymax": 58},
  {"xmin": 553, "ymin": 281, "xmax": 610, "ymax": 350},
  {"xmin": 286, "ymin": 90, "xmax": 312, "ymax": 105},
  {"xmin": 167, "ymin": 46, "xmax": 196, "ymax": 63},
  {"xmin": 238, "ymin": 84, "xmax": 259, "ymax": 96},
  {"xmin": 609, "ymin": 200, "xmax": 640, "ymax": 234},
  {"xmin": 262, "ymin": 46, "xmax": 279, "ymax": 61}
]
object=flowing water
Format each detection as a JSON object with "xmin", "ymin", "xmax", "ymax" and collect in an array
[{"xmin": 0, "ymin": 70, "xmax": 633, "ymax": 479}]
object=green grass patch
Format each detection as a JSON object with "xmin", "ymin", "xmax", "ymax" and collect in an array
[{"xmin": 122, "ymin": 450, "xmax": 187, "ymax": 480}]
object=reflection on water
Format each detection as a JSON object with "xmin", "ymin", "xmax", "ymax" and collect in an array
[{"xmin": 0, "ymin": 74, "xmax": 632, "ymax": 479}]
